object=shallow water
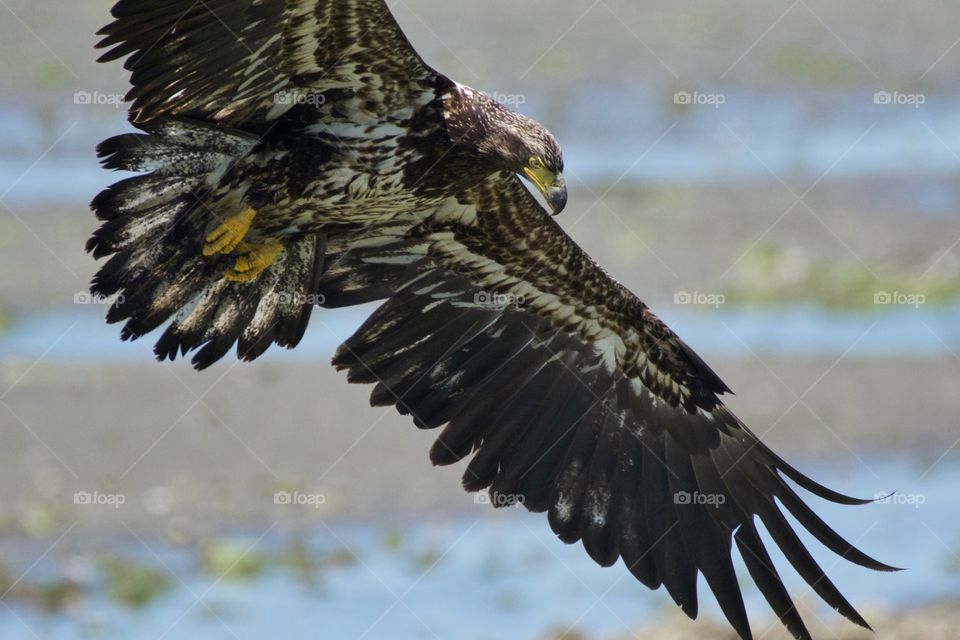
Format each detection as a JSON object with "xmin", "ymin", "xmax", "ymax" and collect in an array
[
  {"xmin": 0, "ymin": 454, "xmax": 955, "ymax": 640},
  {"xmin": 3, "ymin": 89, "xmax": 960, "ymax": 209},
  {"xmin": 2, "ymin": 302, "xmax": 959, "ymax": 365}
]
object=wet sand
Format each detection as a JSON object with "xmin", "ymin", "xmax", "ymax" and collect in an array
[
  {"xmin": 1, "ymin": 354, "xmax": 956, "ymax": 535},
  {"xmin": 617, "ymin": 603, "xmax": 960, "ymax": 640}
]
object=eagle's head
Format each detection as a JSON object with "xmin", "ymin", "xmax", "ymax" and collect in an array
[
  {"xmin": 497, "ymin": 114, "xmax": 567, "ymax": 215},
  {"xmin": 445, "ymin": 86, "xmax": 568, "ymax": 214}
]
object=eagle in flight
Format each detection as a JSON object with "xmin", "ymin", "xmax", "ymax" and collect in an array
[{"xmin": 89, "ymin": 2, "xmax": 895, "ymax": 638}]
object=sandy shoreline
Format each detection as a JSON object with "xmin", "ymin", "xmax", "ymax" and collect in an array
[{"xmin": 0, "ymin": 354, "xmax": 955, "ymax": 534}]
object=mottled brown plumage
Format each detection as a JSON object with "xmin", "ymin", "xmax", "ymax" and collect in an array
[{"xmin": 88, "ymin": 3, "xmax": 896, "ymax": 640}]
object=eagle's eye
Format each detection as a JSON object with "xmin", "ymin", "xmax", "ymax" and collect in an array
[{"xmin": 528, "ymin": 156, "xmax": 545, "ymax": 169}]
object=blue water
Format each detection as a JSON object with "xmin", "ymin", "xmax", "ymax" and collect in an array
[
  {"xmin": 2, "ymin": 302, "xmax": 958, "ymax": 365},
  {"xmin": 560, "ymin": 87, "xmax": 960, "ymax": 186},
  {"xmin": 3, "ymin": 89, "xmax": 960, "ymax": 208},
  {"xmin": 0, "ymin": 455, "xmax": 955, "ymax": 640}
]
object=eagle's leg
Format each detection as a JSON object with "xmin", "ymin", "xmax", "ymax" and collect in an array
[
  {"xmin": 203, "ymin": 207, "xmax": 256, "ymax": 256},
  {"xmin": 223, "ymin": 239, "xmax": 284, "ymax": 283}
]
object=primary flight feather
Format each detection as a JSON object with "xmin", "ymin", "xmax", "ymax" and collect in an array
[{"xmin": 88, "ymin": 2, "xmax": 896, "ymax": 639}]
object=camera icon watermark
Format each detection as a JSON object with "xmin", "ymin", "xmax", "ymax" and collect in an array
[
  {"xmin": 267, "ymin": 291, "xmax": 326, "ymax": 306},
  {"xmin": 73, "ymin": 90, "xmax": 125, "ymax": 108},
  {"xmin": 273, "ymin": 490, "xmax": 326, "ymax": 509},
  {"xmin": 674, "ymin": 90, "xmax": 725, "ymax": 109},
  {"xmin": 74, "ymin": 291, "xmax": 124, "ymax": 305},
  {"xmin": 674, "ymin": 290, "xmax": 725, "ymax": 308},
  {"xmin": 873, "ymin": 91, "xmax": 925, "ymax": 108},
  {"xmin": 274, "ymin": 90, "xmax": 327, "ymax": 107},
  {"xmin": 674, "ymin": 491, "xmax": 725, "ymax": 507},
  {"xmin": 873, "ymin": 290, "xmax": 925, "ymax": 308},
  {"xmin": 873, "ymin": 491, "xmax": 925, "ymax": 508},
  {"xmin": 491, "ymin": 91, "xmax": 527, "ymax": 108},
  {"xmin": 473, "ymin": 291, "xmax": 526, "ymax": 311},
  {"xmin": 474, "ymin": 491, "xmax": 525, "ymax": 508},
  {"xmin": 74, "ymin": 490, "xmax": 126, "ymax": 509}
]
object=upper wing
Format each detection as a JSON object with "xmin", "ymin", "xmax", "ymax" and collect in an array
[
  {"xmin": 326, "ymin": 173, "xmax": 897, "ymax": 640},
  {"xmin": 97, "ymin": 0, "xmax": 442, "ymax": 127}
]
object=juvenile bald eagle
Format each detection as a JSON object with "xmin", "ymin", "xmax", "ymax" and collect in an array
[{"xmin": 89, "ymin": 2, "xmax": 896, "ymax": 638}]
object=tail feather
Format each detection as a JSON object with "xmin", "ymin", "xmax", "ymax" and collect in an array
[
  {"xmin": 153, "ymin": 233, "xmax": 327, "ymax": 369},
  {"xmin": 89, "ymin": 116, "xmax": 329, "ymax": 369}
]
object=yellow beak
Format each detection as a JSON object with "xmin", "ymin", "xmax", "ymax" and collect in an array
[{"xmin": 522, "ymin": 166, "xmax": 568, "ymax": 215}]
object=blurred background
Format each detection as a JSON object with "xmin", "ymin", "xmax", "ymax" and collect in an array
[{"xmin": 1, "ymin": 1, "xmax": 959, "ymax": 638}]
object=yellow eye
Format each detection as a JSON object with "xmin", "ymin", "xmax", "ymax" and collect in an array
[{"xmin": 529, "ymin": 156, "xmax": 545, "ymax": 169}]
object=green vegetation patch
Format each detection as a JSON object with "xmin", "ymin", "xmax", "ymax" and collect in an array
[
  {"xmin": 200, "ymin": 539, "xmax": 267, "ymax": 582},
  {"xmin": 102, "ymin": 556, "xmax": 171, "ymax": 608},
  {"xmin": 768, "ymin": 45, "xmax": 864, "ymax": 85},
  {"xmin": 724, "ymin": 243, "xmax": 960, "ymax": 309}
]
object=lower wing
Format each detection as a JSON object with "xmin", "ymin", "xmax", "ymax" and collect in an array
[{"xmin": 325, "ymin": 172, "xmax": 898, "ymax": 640}]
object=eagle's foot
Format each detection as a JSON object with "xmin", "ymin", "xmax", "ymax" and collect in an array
[
  {"xmin": 223, "ymin": 239, "xmax": 284, "ymax": 283},
  {"xmin": 203, "ymin": 207, "xmax": 256, "ymax": 256}
]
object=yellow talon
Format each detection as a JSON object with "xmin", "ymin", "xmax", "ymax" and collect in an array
[
  {"xmin": 203, "ymin": 207, "xmax": 256, "ymax": 256},
  {"xmin": 223, "ymin": 239, "xmax": 284, "ymax": 283}
]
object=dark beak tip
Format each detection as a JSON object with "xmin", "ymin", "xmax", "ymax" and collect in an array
[{"xmin": 550, "ymin": 189, "xmax": 568, "ymax": 215}]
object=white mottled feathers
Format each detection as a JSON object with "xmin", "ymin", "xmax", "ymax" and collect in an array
[{"xmin": 97, "ymin": 0, "xmax": 439, "ymax": 126}]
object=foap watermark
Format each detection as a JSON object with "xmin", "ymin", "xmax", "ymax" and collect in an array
[
  {"xmin": 73, "ymin": 90, "xmax": 125, "ymax": 108},
  {"xmin": 274, "ymin": 90, "xmax": 327, "ymax": 107},
  {"xmin": 474, "ymin": 491, "xmax": 525, "ymax": 508},
  {"xmin": 491, "ymin": 91, "xmax": 527, "ymax": 108},
  {"xmin": 874, "ymin": 290, "xmax": 925, "ymax": 308},
  {"xmin": 674, "ymin": 290, "xmax": 725, "ymax": 308},
  {"xmin": 674, "ymin": 491, "xmax": 725, "ymax": 507},
  {"xmin": 274, "ymin": 490, "xmax": 326, "ymax": 509},
  {"xmin": 74, "ymin": 291, "xmax": 124, "ymax": 305},
  {"xmin": 267, "ymin": 291, "xmax": 326, "ymax": 306},
  {"xmin": 873, "ymin": 91, "xmax": 925, "ymax": 108},
  {"xmin": 873, "ymin": 492, "xmax": 925, "ymax": 508},
  {"xmin": 474, "ymin": 291, "xmax": 526, "ymax": 310},
  {"xmin": 674, "ymin": 90, "xmax": 725, "ymax": 109},
  {"xmin": 74, "ymin": 490, "xmax": 126, "ymax": 509}
]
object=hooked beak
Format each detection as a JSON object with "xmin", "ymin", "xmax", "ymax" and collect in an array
[{"xmin": 522, "ymin": 167, "xmax": 568, "ymax": 215}]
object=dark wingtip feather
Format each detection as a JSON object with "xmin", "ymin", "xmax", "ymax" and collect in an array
[
  {"xmin": 735, "ymin": 523, "xmax": 812, "ymax": 640},
  {"xmin": 429, "ymin": 437, "xmax": 470, "ymax": 467},
  {"xmin": 238, "ymin": 330, "xmax": 276, "ymax": 363},
  {"xmin": 774, "ymin": 479, "xmax": 903, "ymax": 572},
  {"xmin": 782, "ymin": 468, "xmax": 876, "ymax": 505},
  {"xmin": 191, "ymin": 336, "xmax": 234, "ymax": 371},
  {"xmin": 331, "ymin": 345, "xmax": 354, "ymax": 370},
  {"xmin": 154, "ymin": 331, "xmax": 182, "ymax": 362}
]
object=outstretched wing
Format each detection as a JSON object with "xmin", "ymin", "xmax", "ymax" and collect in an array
[
  {"xmin": 97, "ymin": 0, "xmax": 442, "ymax": 127},
  {"xmin": 327, "ymin": 173, "xmax": 897, "ymax": 640}
]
